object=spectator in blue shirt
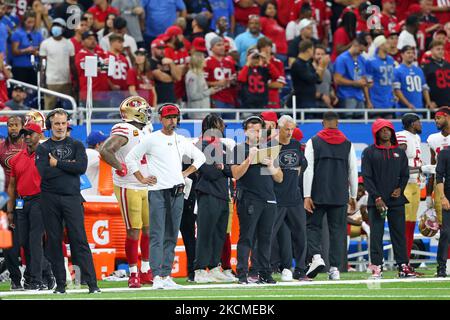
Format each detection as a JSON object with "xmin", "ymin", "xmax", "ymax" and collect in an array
[
  {"xmin": 209, "ymin": 0, "xmax": 234, "ymax": 34},
  {"xmin": 0, "ymin": 4, "xmax": 8, "ymax": 56},
  {"xmin": 333, "ymin": 33, "xmax": 370, "ymax": 118},
  {"xmin": 393, "ymin": 45, "xmax": 434, "ymax": 111},
  {"xmin": 10, "ymin": 11, "xmax": 43, "ymax": 85},
  {"xmin": 235, "ymin": 15, "xmax": 264, "ymax": 67},
  {"xmin": 366, "ymin": 35, "xmax": 396, "ymax": 118},
  {"xmin": 141, "ymin": 0, "xmax": 186, "ymax": 49}
]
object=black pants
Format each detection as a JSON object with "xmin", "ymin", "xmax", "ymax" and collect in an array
[
  {"xmin": 3, "ymin": 212, "xmax": 27, "ymax": 285},
  {"xmin": 270, "ymin": 221, "xmax": 293, "ymax": 270},
  {"xmin": 437, "ymin": 209, "xmax": 450, "ymax": 265},
  {"xmin": 11, "ymin": 67, "xmax": 36, "ymax": 85},
  {"xmin": 16, "ymin": 195, "xmax": 52, "ymax": 285},
  {"xmin": 236, "ymin": 198, "xmax": 276, "ymax": 275},
  {"xmin": 180, "ymin": 198, "xmax": 196, "ymax": 278},
  {"xmin": 194, "ymin": 193, "xmax": 229, "ymax": 270},
  {"xmin": 368, "ymin": 205, "xmax": 408, "ymax": 266},
  {"xmin": 307, "ymin": 205, "xmax": 347, "ymax": 270},
  {"xmin": 274, "ymin": 204, "xmax": 307, "ymax": 272},
  {"xmin": 40, "ymin": 193, "xmax": 97, "ymax": 287}
]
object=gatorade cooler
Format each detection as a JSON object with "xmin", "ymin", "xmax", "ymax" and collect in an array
[{"xmin": 92, "ymin": 248, "xmax": 116, "ymax": 280}]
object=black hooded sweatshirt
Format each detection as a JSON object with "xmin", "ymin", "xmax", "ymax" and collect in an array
[{"xmin": 361, "ymin": 119, "xmax": 410, "ymax": 207}]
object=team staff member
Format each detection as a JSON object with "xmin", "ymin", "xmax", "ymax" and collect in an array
[
  {"xmin": 7, "ymin": 123, "xmax": 54, "ymax": 290},
  {"xmin": 273, "ymin": 115, "xmax": 309, "ymax": 281},
  {"xmin": 231, "ymin": 116, "xmax": 283, "ymax": 285},
  {"xmin": 362, "ymin": 119, "xmax": 416, "ymax": 279},
  {"xmin": 303, "ymin": 111, "xmax": 358, "ymax": 280},
  {"xmin": 435, "ymin": 148, "xmax": 450, "ymax": 277},
  {"xmin": 126, "ymin": 104, "xmax": 205, "ymax": 290},
  {"xmin": 0, "ymin": 116, "xmax": 26, "ymax": 290},
  {"xmin": 193, "ymin": 114, "xmax": 234, "ymax": 283},
  {"xmin": 36, "ymin": 109, "xmax": 100, "ymax": 294},
  {"xmin": 395, "ymin": 114, "xmax": 423, "ymax": 259},
  {"xmin": 100, "ymin": 96, "xmax": 153, "ymax": 288}
]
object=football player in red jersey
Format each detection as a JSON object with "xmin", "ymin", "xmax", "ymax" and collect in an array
[
  {"xmin": 74, "ymin": 31, "xmax": 109, "ymax": 107},
  {"xmin": 204, "ymin": 37, "xmax": 237, "ymax": 119},
  {"xmin": 162, "ymin": 26, "xmax": 190, "ymax": 102}
]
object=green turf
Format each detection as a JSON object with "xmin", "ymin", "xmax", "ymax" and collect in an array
[{"xmin": 1, "ymin": 266, "xmax": 450, "ymax": 300}]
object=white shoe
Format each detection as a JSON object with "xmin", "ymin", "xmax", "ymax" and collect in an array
[
  {"xmin": 328, "ymin": 267, "xmax": 340, "ymax": 280},
  {"xmin": 222, "ymin": 269, "xmax": 238, "ymax": 282},
  {"xmin": 209, "ymin": 267, "xmax": 232, "ymax": 282},
  {"xmin": 194, "ymin": 269, "xmax": 212, "ymax": 283},
  {"xmin": 163, "ymin": 276, "xmax": 182, "ymax": 289},
  {"xmin": 281, "ymin": 268, "xmax": 293, "ymax": 282},
  {"xmin": 306, "ymin": 254, "xmax": 326, "ymax": 278},
  {"xmin": 152, "ymin": 276, "xmax": 164, "ymax": 289}
]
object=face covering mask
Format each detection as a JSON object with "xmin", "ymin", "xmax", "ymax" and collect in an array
[{"xmin": 51, "ymin": 26, "xmax": 63, "ymax": 37}]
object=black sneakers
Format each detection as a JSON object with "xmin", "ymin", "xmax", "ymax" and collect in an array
[
  {"xmin": 237, "ymin": 273, "xmax": 248, "ymax": 284},
  {"xmin": 53, "ymin": 284, "xmax": 67, "ymax": 294},
  {"xmin": 88, "ymin": 286, "xmax": 101, "ymax": 294},
  {"xmin": 258, "ymin": 273, "xmax": 276, "ymax": 284},
  {"xmin": 293, "ymin": 270, "xmax": 312, "ymax": 281},
  {"xmin": 24, "ymin": 282, "xmax": 47, "ymax": 291},
  {"xmin": 437, "ymin": 264, "xmax": 447, "ymax": 278},
  {"xmin": 10, "ymin": 281, "xmax": 24, "ymax": 291},
  {"xmin": 45, "ymin": 276, "xmax": 56, "ymax": 291}
]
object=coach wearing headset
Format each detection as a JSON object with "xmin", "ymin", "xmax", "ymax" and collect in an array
[
  {"xmin": 35, "ymin": 108, "xmax": 100, "ymax": 294},
  {"xmin": 126, "ymin": 103, "xmax": 206, "ymax": 290},
  {"xmin": 231, "ymin": 115, "xmax": 283, "ymax": 285}
]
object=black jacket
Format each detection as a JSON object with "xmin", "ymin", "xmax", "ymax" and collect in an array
[{"xmin": 36, "ymin": 137, "xmax": 87, "ymax": 195}]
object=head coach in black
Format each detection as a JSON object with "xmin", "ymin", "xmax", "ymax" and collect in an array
[
  {"xmin": 231, "ymin": 115, "xmax": 283, "ymax": 284},
  {"xmin": 35, "ymin": 108, "xmax": 100, "ymax": 294},
  {"xmin": 362, "ymin": 118, "xmax": 416, "ymax": 279},
  {"xmin": 303, "ymin": 111, "xmax": 358, "ymax": 280}
]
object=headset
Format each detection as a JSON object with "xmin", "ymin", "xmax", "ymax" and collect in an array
[
  {"xmin": 242, "ymin": 115, "xmax": 265, "ymax": 130},
  {"xmin": 45, "ymin": 108, "xmax": 71, "ymax": 131},
  {"xmin": 157, "ymin": 103, "xmax": 181, "ymax": 125}
]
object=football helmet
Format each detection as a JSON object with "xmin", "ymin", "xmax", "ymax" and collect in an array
[
  {"xmin": 25, "ymin": 109, "xmax": 46, "ymax": 130},
  {"xmin": 119, "ymin": 96, "xmax": 150, "ymax": 124},
  {"xmin": 419, "ymin": 208, "xmax": 439, "ymax": 237}
]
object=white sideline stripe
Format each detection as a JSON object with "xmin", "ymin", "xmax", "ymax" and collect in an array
[{"xmin": 1, "ymin": 277, "xmax": 450, "ymax": 297}]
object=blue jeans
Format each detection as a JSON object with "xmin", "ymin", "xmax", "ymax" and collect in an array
[
  {"xmin": 339, "ymin": 98, "xmax": 365, "ymax": 119},
  {"xmin": 212, "ymin": 99, "xmax": 236, "ymax": 120}
]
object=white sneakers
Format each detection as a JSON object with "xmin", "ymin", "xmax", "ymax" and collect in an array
[
  {"xmin": 209, "ymin": 267, "xmax": 232, "ymax": 282},
  {"xmin": 328, "ymin": 267, "xmax": 340, "ymax": 280},
  {"xmin": 194, "ymin": 269, "xmax": 212, "ymax": 283},
  {"xmin": 306, "ymin": 254, "xmax": 326, "ymax": 278},
  {"xmin": 281, "ymin": 268, "xmax": 293, "ymax": 282},
  {"xmin": 152, "ymin": 275, "xmax": 183, "ymax": 289},
  {"xmin": 222, "ymin": 269, "xmax": 238, "ymax": 282}
]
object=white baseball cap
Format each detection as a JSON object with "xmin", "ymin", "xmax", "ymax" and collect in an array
[{"xmin": 298, "ymin": 19, "xmax": 313, "ymax": 33}]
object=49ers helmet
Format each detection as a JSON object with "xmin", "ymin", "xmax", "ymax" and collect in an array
[
  {"xmin": 119, "ymin": 96, "xmax": 150, "ymax": 124},
  {"xmin": 25, "ymin": 109, "xmax": 46, "ymax": 130},
  {"xmin": 419, "ymin": 208, "xmax": 440, "ymax": 237}
]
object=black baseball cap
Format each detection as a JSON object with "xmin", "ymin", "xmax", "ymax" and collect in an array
[
  {"xmin": 400, "ymin": 45, "xmax": 415, "ymax": 53},
  {"xmin": 82, "ymin": 30, "xmax": 96, "ymax": 40},
  {"xmin": 13, "ymin": 84, "xmax": 24, "ymax": 91},
  {"xmin": 135, "ymin": 48, "xmax": 148, "ymax": 55}
]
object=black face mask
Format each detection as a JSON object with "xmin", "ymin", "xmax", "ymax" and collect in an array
[{"xmin": 174, "ymin": 38, "xmax": 184, "ymax": 50}]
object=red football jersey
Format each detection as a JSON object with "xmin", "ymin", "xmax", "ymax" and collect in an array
[
  {"xmin": 0, "ymin": 139, "xmax": 25, "ymax": 190},
  {"xmin": 433, "ymin": 0, "xmax": 450, "ymax": 25},
  {"xmin": 106, "ymin": 52, "xmax": 130, "ymax": 91},
  {"xmin": 88, "ymin": 5, "xmax": 119, "ymax": 29},
  {"xmin": 416, "ymin": 24, "xmax": 428, "ymax": 53},
  {"xmin": 164, "ymin": 46, "xmax": 189, "ymax": 100},
  {"xmin": 380, "ymin": 13, "xmax": 398, "ymax": 36},
  {"xmin": 260, "ymin": 17, "xmax": 287, "ymax": 55},
  {"xmin": 204, "ymin": 55, "xmax": 237, "ymax": 105},
  {"xmin": 70, "ymin": 37, "xmax": 83, "ymax": 55},
  {"xmin": 75, "ymin": 48, "xmax": 109, "ymax": 100},
  {"xmin": 268, "ymin": 57, "xmax": 286, "ymax": 108},
  {"xmin": 291, "ymin": 0, "xmax": 331, "ymax": 40},
  {"xmin": 127, "ymin": 68, "xmax": 156, "ymax": 106},
  {"xmin": 234, "ymin": 0, "xmax": 260, "ymax": 26}
]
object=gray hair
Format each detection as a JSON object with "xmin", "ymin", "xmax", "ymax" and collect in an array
[{"xmin": 278, "ymin": 115, "xmax": 296, "ymax": 128}]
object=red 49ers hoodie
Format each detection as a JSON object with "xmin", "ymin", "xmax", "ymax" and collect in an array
[{"xmin": 361, "ymin": 119, "xmax": 410, "ymax": 207}]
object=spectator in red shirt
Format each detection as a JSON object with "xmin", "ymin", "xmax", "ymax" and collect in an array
[
  {"xmin": 420, "ymin": 0, "xmax": 441, "ymax": 49},
  {"xmin": 380, "ymin": 0, "xmax": 398, "ymax": 37},
  {"xmin": 75, "ymin": 31, "xmax": 110, "ymax": 110},
  {"xmin": 396, "ymin": 0, "xmax": 419, "ymax": 21},
  {"xmin": 259, "ymin": 0, "xmax": 287, "ymax": 65},
  {"xmin": 127, "ymin": 48, "xmax": 157, "ymax": 107},
  {"xmin": 70, "ymin": 17, "xmax": 89, "ymax": 55},
  {"xmin": 234, "ymin": 0, "xmax": 262, "ymax": 36},
  {"xmin": 106, "ymin": 33, "xmax": 130, "ymax": 110},
  {"xmin": 7, "ymin": 123, "xmax": 53, "ymax": 290},
  {"xmin": 163, "ymin": 25, "xmax": 190, "ymax": 102},
  {"xmin": 204, "ymin": 37, "xmax": 237, "ymax": 119},
  {"xmin": 386, "ymin": 31, "xmax": 402, "ymax": 64},
  {"xmin": 431, "ymin": 0, "xmax": 450, "ymax": 25},
  {"xmin": 331, "ymin": 11, "xmax": 357, "ymax": 62},
  {"xmin": 88, "ymin": 0, "xmax": 119, "ymax": 31},
  {"xmin": 257, "ymin": 37, "xmax": 286, "ymax": 108}
]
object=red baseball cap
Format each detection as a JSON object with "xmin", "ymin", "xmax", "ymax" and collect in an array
[
  {"xmin": 20, "ymin": 122, "xmax": 43, "ymax": 135},
  {"xmin": 358, "ymin": 176, "xmax": 364, "ymax": 184},
  {"xmin": 160, "ymin": 104, "xmax": 180, "ymax": 118},
  {"xmin": 260, "ymin": 111, "xmax": 278, "ymax": 123},
  {"xmin": 162, "ymin": 25, "xmax": 183, "ymax": 41},
  {"xmin": 151, "ymin": 38, "xmax": 166, "ymax": 49},
  {"xmin": 192, "ymin": 37, "xmax": 207, "ymax": 53},
  {"xmin": 292, "ymin": 127, "xmax": 304, "ymax": 142}
]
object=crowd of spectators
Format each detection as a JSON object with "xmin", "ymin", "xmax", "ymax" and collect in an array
[{"xmin": 0, "ymin": 0, "xmax": 446, "ymax": 119}]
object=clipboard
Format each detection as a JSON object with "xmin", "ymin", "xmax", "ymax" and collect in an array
[{"xmin": 250, "ymin": 145, "xmax": 282, "ymax": 165}]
